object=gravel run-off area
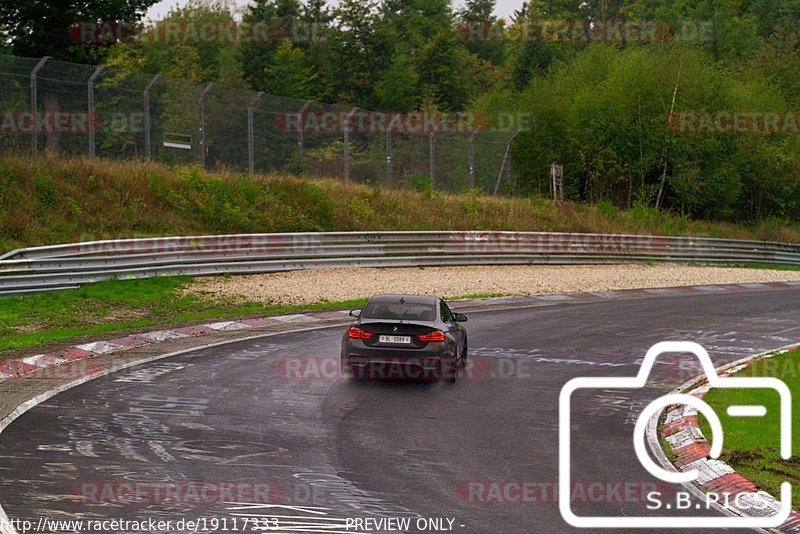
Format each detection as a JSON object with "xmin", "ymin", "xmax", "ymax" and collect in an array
[{"xmin": 188, "ymin": 264, "xmax": 800, "ymax": 306}]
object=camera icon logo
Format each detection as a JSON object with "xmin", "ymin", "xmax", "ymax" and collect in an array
[{"xmin": 559, "ymin": 341, "xmax": 792, "ymax": 528}]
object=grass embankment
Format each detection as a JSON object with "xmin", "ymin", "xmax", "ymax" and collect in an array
[
  {"xmin": 2, "ymin": 153, "xmax": 800, "ymax": 355},
  {"xmin": 0, "ymin": 276, "xmax": 366, "ymax": 353},
  {"xmin": 2, "ymin": 153, "xmax": 800, "ymax": 252},
  {"xmin": 700, "ymin": 349, "xmax": 800, "ymax": 503}
]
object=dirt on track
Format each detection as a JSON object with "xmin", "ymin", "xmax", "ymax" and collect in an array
[{"xmin": 188, "ymin": 264, "xmax": 800, "ymax": 306}]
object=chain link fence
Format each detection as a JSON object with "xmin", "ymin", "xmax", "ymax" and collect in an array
[{"xmin": 0, "ymin": 55, "xmax": 520, "ymax": 195}]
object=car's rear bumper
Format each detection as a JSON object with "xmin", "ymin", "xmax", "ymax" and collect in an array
[
  {"xmin": 341, "ymin": 337, "xmax": 456, "ymax": 380},
  {"xmin": 342, "ymin": 354, "xmax": 445, "ymax": 380}
]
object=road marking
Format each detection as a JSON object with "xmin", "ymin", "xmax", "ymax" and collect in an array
[
  {"xmin": 771, "ymin": 324, "xmax": 800, "ymax": 335},
  {"xmin": 273, "ymin": 314, "xmax": 317, "ymax": 324},
  {"xmin": 693, "ymin": 285, "xmax": 727, "ymax": 292}
]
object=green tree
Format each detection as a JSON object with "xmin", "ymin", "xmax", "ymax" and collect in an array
[
  {"xmin": 513, "ymin": 43, "xmax": 797, "ymax": 221},
  {"xmin": 456, "ymin": 0, "xmax": 506, "ymax": 65},
  {"xmin": 303, "ymin": 0, "xmax": 332, "ymax": 23},
  {"xmin": 262, "ymin": 40, "xmax": 315, "ymax": 98},
  {"xmin": 325, "ymin": 0, "xmax": 394, "ymax": 106},
  {"xmin": 143, "ymin": 2, "xmax": 245, "ymax": 85},
  {"xmin": 416, "ymin": 31, "xmax": 474, "ymax": 111},
  {"xmin": 381, "ymin": 0, "xmax": 454, "ymax": 47},
  {"xmin": 101, "ymin": 2, "xmax": 247, "ymax": 87},
  {"xmin": 0, "ymin": 0, "xmax": 158, "ymax": 62},
  {"xmin": 240, "ymin": 0, "xmax": 302, "ymax": 91},
  {"xmin": 375, "ymin": 53, "xmax": 418, "ymax": 110}
]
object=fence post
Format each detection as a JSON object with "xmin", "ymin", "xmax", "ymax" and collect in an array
[
  {"xmin": 343, "ymin": 107, "xmax": 358, "ymax": 182},
  {"xmin": 551, "ymin": 163, "xmax": 564, "ymax": 204},
  {"xmin": 428, "ymin": 129, "xmax": 436, "ymax": 188},
  {"xmin": 198, "ymin": 82, "xmax": 214, "ymax": 169},
  {"xmin": 386, "ymin": 128, "xmax": 393, "ymax": 187},
  {"xmin": 297, "ymin": 100, "xmax": 312, "ymax": 163},
  {"xmin": 87, "ymin": 65, "xmax": 105, "ymax": 158},
  {"xmin": 468, "ymin": 131, "xmax": 476, "ymax": 189},
  {"xmin": 493, "ymin": 129, "xmax": 521, "ymax": 196},
  {"xmin": 29, "ymin": 56, "xmax": 50, "ymax": 156},
  {"xmin": 248, "ymin": 91, "xmax": 264, "ymax": 175},
  {"xmin": 143, "ymin": 74, "xmax": 160, "ymax": 162}
]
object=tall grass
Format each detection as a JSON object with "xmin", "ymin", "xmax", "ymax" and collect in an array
[{"xmin": 2, "ymin": 153, "xmax": 799, "ymax": 252}]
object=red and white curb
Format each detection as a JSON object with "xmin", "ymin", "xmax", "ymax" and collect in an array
[
  {"xmin": 0, "ymin": 321, "xmax": 363, "ymax": 534},
  {"xmin": 2, "ymin": 281, "xmax": 800, "ymax": 383},
  {"xmin": 655, "ymin": 343, "xmax": 800, "ymax": 532},
  {"xmin": 0, "ymin": 311, "xmax": 350, "ymax": 381}
]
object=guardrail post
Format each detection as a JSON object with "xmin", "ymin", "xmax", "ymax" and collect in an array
[
  {"xmin": 143, "ymin": 74, "xmax": 160, "ymax": 162},
  {"xmin": 468, "ymin": 131, "xmax": 476, "ymax": 189},
  {"xmin": 343, "ymin": 107, "xmax": 358, "ymax": 182},
  {"xmin": 87, "ymin": 65, "xmax": 105, "ymax": 158},
  {"xmin": 198, "ymin": 83, "xmax": 214, "ymax": 169},
  {"xmin": 248, "ymin": 91, "xmax": 264, "ymax": 175},
  {"xmin": 29, "ymin": 56, "xmax": 50, "ymax": 156}
]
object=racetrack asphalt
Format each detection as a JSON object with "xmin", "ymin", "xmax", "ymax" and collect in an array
[{"xmin": 1, "ymin": 288, "xmax": 799, "ymax": 533}]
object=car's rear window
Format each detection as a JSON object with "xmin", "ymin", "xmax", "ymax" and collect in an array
[{"xmin": 361, "ymin": 301, "xmax": 436, "ymax": 321}]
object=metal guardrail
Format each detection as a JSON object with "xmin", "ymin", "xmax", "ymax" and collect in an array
[{"xmin": 1, "ymin": 231, "xmax": 799, "ymax": 296}]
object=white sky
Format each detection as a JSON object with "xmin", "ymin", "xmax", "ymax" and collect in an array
[{"xmin": 146, "ymin": 0, "xmax": 525, "ymax": 21}]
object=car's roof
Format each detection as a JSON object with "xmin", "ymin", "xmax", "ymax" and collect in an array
[{"xmin": 368, "ymin": 294, "xmax": 438, "ymax": 305}]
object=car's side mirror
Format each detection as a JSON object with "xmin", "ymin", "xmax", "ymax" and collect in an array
[
  {"xmin": 349, "ymin": 309, "xmax": 362, "ymax": 317},
  {"xmin": 454, "ymin": 313, "xmax": 468, "ymax": 322}
]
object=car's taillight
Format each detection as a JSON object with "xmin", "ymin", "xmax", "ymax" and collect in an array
[
  {"xmin": 348, "ymin": 326, "xmax": 374, "ymax": 340},
  {"xmin": 417, "ymin": 330, "xmax": 446, "ymax": 342}
]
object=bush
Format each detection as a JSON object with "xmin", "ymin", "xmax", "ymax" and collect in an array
[{"xmin": 511, "ymin": 43, "xmax": 797, "ymax": 223}]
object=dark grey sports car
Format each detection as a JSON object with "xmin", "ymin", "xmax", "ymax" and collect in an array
[{"xmin": 340, "ymin": 294, "xmax": 468, "ymax": 382}]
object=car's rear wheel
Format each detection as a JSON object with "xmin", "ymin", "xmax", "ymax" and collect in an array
[{"xmin": 445, "ymin": 352, "xmax": 458, "ymax": 383}]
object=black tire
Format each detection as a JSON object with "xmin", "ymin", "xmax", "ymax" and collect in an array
[
  {"xmin": 445, "ymin": 352, "xmax": 458, "ymax": 383},
  {"xmin": 462, "ymin": 337, "xmax": 468, "ymax": 365}
]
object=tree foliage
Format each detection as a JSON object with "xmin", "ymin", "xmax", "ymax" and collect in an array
[{"xmin": 0, "ymin": 0, "xmax": 159, "ymax": 62}]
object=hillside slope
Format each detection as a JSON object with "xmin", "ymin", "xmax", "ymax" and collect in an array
[{"xmin": 2, "ymin": 154, "xmax": 799, "ymax": 252}]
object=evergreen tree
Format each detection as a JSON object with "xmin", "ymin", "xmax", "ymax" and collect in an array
[
  {"xmin": 240, "ymin": 0, "xmax": 302, "ymax": 91},
  {"xmin": 457, "ymin": 0, "xmax": 505, "ymax": 65},
  {"xmin": 416, "ymin": 30, "xmax": 473, "ymax": 111},
  {"xmin": 0, "ymin": 0, "xmax": 159, "ymax": 62},
  {"xmin": 262, "ymin": 41, "xmax": 315, "ymax": 98},
  {"xmin": 303, "ymin": 0, "xmax": 333, "ymax": 23},
  {"xmin": 458, "ymin": 0, "xmax": 496, "ymax": 20},
  {"xmin": 375, "ymin": 53, "xmax": 418, "ymax": 110}
]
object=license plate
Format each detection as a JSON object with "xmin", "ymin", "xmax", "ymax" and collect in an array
[{"xmin": 379, "ymin": 335, "xmax": 411, "ymax": 344}]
